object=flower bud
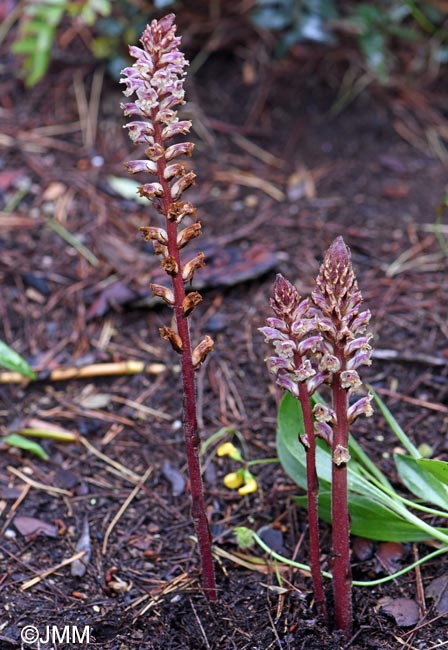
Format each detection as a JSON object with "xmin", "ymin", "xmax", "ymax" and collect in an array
[
  {"xmin": 125, "ymin": 160, "xmax": 158, "ymax": 174},
  {"xmin": 340, "ymin": 370, "xmax": 362, "ymax": 390},
  {"xmin": 145, "ymin": 143, "xmax": 165, "ymax": 160},
  {"xmin": 313, "ymin": 403, "xmax": 336, "ymax": 423},
  {"xmin": 138, "ymin": 183, "xmax": 164, "ymax": 200},
  {"xmin": 306, "ymin": 371, "xmax": 328, "ymax": 394},
  {"xmin": 171, "ymin": 170, "xmax": 196, "ymax": 200},
  {"xmin": 333, "ymin": 444, "xmax": 351, "ymax": 466},
  {"xmin": 150, "ymin": 283, "xmax": 175, "ymax": 305},
  {"xmin": 347, "ymin": 395, "xmax": 373, "ymax": 423},
  {"xmin": 139, "ymin": 226, "xmax": 168, "ymax": 244},
  {"xmin": 162, "ymin": 120, "xmax": 192, "ymax": 140},
  {"xmin": 192, "ymin": 335, "xmax": 214, "ymax": 368},
  {"xmin": 293, "ymin": 360, "xmax": 316, "ymax": 382},
  {"xmin": 164, "ymin": 163, "xmax": 186, "ymax": 181},
  {"xmin": 167, "ymin": 201, "xmax": 196, "ymax": 223},
  {"xmin": 182, "ymin": 291, "xmax": 202, "ymax": 316},
  {"xmin": 165, "ymin": 142, "xmax": 195, "ymax": 161},
  {"xmin": 266, "ymin": 356, "xmax": 292, "ymax": 375},
  {"xmin": 314, "ymin": 421, "xmax": 333, "ymax": 445},
  {"xmin": 177, "ymin": 223, "xmax": 202, "ymax": 249},
  {"xmin": 182, "ymin": 252, "xmax": 205, "ymax": 282},
  {"xmin": 161, "ymin": 255, "xmax": 179, "ymax": 276},
  {"xmin": 319, "ymin": 353, "xmax": 341, "ymax": 373},
  {"xmin": 276, "ymin": 374, "xmax": 300, "ymax": 398},
  {"xmin": 159, "ymin": 326, "xmax": 183, "ymax": 353}
]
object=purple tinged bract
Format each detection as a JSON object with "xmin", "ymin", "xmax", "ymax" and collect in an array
[{"xmin": 262, "ymin": 238, "xmax": 373, "ymax": 433}]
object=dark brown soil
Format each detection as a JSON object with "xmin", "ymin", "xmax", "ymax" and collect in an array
[{"xmin": 1, "ymin": 17, "xmax": 447, "ymax": 650}]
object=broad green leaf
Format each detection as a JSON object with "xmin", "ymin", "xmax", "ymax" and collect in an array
[
  {"xmin": 0, "ymin": 340, "xmax": 35, "ymax": 378},
  {"xmin": 416, "ymin": 459, "xmax": 448, "ymax": 486},
  {"xmin": 4, "ymin": 434, "xmax": 49, "ymax": 460},
  {"xmin": 294, "ymin": 491, "xmax": 437, "ymax": 542},
  {"xmin": 107, "ymin": 176, "xmax": 148, "ymax": 205},
  {"xmin": 394, "ymin": 453, "xmax": 448, "ymax": 510}
]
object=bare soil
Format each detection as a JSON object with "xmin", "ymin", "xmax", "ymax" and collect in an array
[{"xmin": 0, "ymin": 25, "xmax": 447, "ymax": 650}]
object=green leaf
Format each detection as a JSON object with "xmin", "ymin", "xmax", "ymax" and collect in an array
[
  {"xmin": 416, "ymin": 459, "xmax": 448, "ymax": 486},
  {"xmin": 12, "ymin": 0, "xmax": 66, "ymax": 86},
  {"xmin": 359, "ymin": 29, "xmax": 389, "ymax": 83},
  {"xmin": 395, "ymin": 453, "xmax": 448, "ymax": 510},
  {"xmin": 234, "ymin": 526, "xmax": 255, "ymax": 549},
  {"xmin": 295, "ymin": 491, "xmax": 437, "ymax": 542},
  {"xmin": 4, "ymin": 434, "xmax": 49, "ymax": 460},
  {"xmin": 0, "ymin": 340, "xmax": 36, "ymax": 378}
]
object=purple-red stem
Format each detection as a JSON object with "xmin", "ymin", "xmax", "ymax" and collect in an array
[
  {"xmin": 153, "ymin": 116, "xmax": 217, "ymax": 601},
  {"xmin": 331, "ymin": 362, "xmax": 352, "ymax": 636},
  {"xmin": 298, "ymin": 381, "xmax": 328, "ymax": 622}
]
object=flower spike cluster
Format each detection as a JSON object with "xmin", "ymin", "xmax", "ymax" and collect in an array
[
  {"xmin": 311, "ymin": 237, "xmax": 373, "ymax": 437},
  {"xmin": 261, "ymin": 237, "xmax": 373, "ymax": 446},
  {"xmin": 121, "ymin": 15, "xmax": 217, "ymax": 600},
  {"xmin": 261, "ymin": 236, "xmax": 373, "ymax": 636}
]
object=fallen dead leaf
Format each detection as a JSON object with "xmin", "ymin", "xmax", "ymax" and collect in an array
[
  {"xmin": 352, "ymin": 537, "xmax": 375, "ymax": 562},
  {"xmin": 13, "ymin": 515, "xmax": 58, "ymax": 539},
  {"xmin": 375, "ymin": 541, "xmax": 406, "ymax": 573},
  {"xmin": 377, "ymin": 597, "xmax": 420, "ymax": 627},
  {"xmin": 426, "ymin": 574, "xmax": 448, "ymax": 615}
]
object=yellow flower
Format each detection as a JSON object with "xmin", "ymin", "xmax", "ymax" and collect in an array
[
  {"xmin": 238, "ymin": 476, "xmax": 258, "ymax": 496},
  {"xmin": 217, "ymin": 442, "xmax": 242, "ymax": 461},
  {"xmin": 223, "ymin": 471, "xmax": 244, "ymax": 489}
]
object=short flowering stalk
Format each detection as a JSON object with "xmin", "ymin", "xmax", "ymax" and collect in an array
[
  {"xmin": 121, "ymin": 15, "xmax": 217, "ymax": 600},
  {"xmin": 262, "ymin": 237, "xmax": 372, "ymax": 637},
  {"xmin": 311, "ymin": 237, "xmax": 372, "ymax": 637},
  {"xmin": 260, "ymin": 275, "xmax": 327, "ymax": 622}
]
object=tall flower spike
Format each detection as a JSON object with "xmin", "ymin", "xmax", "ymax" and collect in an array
[
  {"xmin": 121, "ymin": 16, "xmax": 216, "ymax": 601},
  {"xmin": 311, "ymin": 236, "xmax": 373, "ymax": 639}
]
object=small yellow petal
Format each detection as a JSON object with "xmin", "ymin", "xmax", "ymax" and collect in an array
[
  {"xmin": 238, "ymin": 477, "xmax": 258, "ymax": 496},
  {"xmin": 223, "ymin": 471, "xmax": 244, "ymax": 489},
  {"xmin": 217, "ymin": 442, "xmax": 242, "ymax": 461}
]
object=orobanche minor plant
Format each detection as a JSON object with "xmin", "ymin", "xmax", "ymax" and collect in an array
[
  {"xmin": 261, "ymin": 237, "xmax": 373, "ymax": 637},
  {"xmin": 120, "ymin": 14, "xmax": 216, "ymax": 600}
]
